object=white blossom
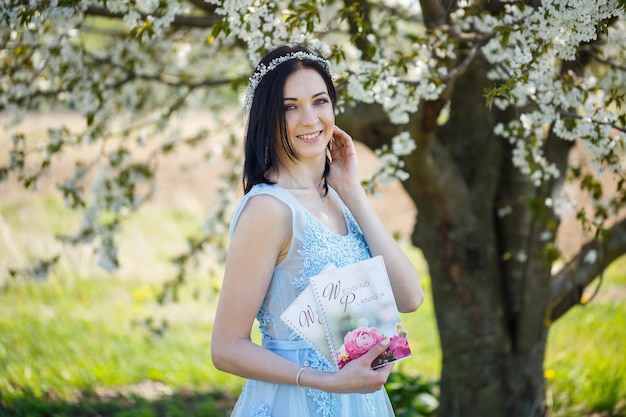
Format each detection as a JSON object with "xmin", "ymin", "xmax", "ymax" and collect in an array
[
  {"xmin": 497, "ymin": 206, "xmax": 513, "ymax": 218},
  {"xmin": 1, "ymin": 0, "xmax": 625, "ymax": 276},
  {"xmin": 391, "ymin": 132, "xmax": 417, "ymax": 156},
  {"xmin": 584, "ymin": 250, "xmax": 598, "ymax": 264},
  {"xmin": 540, "ymin": 231, "xmax": 553, "ymax": 242}
]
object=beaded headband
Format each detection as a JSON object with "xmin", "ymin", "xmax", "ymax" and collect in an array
[{"xmin": 244, "ymin": 51, "xmax": 332, "ymax": 110}]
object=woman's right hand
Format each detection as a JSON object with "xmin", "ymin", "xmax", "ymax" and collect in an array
[{"xmin": 316, "ymin": 339, "xmax": 395, "ymax": 394}]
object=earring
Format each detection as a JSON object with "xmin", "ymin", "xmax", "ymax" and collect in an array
[{"xmin": 264, "ymin": 139, "xmax": 270, "ymax": 166}]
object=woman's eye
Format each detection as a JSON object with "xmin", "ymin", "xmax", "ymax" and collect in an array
[
  {"xmin": 284, "ymin": 104, "xmax": 297, "ymax": 111},
  {"xmin": 314, "ymin": 98, "xmax": 329, "ymax": 105}
]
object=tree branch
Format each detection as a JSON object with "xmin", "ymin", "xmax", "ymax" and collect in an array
[
  {"xmin": 558, "ymin": 109, "xmax": 626, "ymax": 134},
  {"xmin": 341, "ymin": 0, "xmax": 375, "ymax": 60},
  {"xmin": 549, "ymin": 216, "xmax": 626, "ymax": 320},
  {"xmin": 184, "ymin": 0, "xmax": 218, "ymax": 14},
  {"xmin": 84, "ymin": 6, "xmax": 221, "ymax": 28},
  {"xmin": 418, "ymin": 0, "xmax": 447, "ymax": 28},
  {"xmin": 583, "ymin": 48, "xmax": 626, "ymax": 72},
  {"xmin": 400, "ymin": 36, "xmax": 489, "ymax": 85}
]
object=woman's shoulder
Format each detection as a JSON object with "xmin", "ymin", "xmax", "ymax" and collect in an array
[
  {"xmin": 244, "ymin": 183, "xmax": 303, "ymax": 209},
  {"xmin": 244, "ymin": 187, "xmax": 291, "ymax": 213},
  {"xmin": 230, "ymin": 184, "xmax": 293, "ymax": 236}
]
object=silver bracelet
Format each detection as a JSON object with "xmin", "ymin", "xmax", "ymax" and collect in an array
[{"xmin": 295, "ymin": 364, "xmax": 309, "ymax": 388}]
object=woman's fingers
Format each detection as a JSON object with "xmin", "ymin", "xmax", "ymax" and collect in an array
[
  {"xmin": 332, "ymin": 125, "xmax": 353, "ymax": 148},
  {"xmin": 360, "ymin": 338, "xmax": 391, "ymax": 365},
  {"xmin": 338, "ymin": 339, "xmax": 394, "ymax": 393}
]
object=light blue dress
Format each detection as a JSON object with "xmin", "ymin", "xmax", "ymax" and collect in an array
[{"xmin": 227, "ymin": 183, "xmax": 396, "ymax": 417}]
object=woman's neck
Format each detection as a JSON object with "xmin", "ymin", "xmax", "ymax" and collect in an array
[
  {"xmin": 269, "ymin": 158, "xmax": 325, "ymax": 188},
  {"xmin": 269, "ymin": 164, "xmax": 327, "ymax": 201}
]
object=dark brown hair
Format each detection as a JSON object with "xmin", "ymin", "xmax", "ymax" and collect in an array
[{"xmin": 243, "ymin": 45, "xmax": 336, "ymax": 194}]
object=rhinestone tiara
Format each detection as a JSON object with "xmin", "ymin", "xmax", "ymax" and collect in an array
[{"xmin": 244, "ymin": 51, "xmax": 331, "ymax": 110}]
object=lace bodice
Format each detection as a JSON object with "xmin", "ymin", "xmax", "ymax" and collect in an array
[{"xmin": 229, "ymin": 183, "xmax": 371, "ymax": 341}]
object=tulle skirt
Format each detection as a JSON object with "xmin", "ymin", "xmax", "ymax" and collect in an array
[{"xmin": 229, "ymin": 340, "xmax": 395, "ymax": 417}]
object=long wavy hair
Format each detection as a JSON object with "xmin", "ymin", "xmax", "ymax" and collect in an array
[{"xmin": 242, "ymin": 45, "xmax": 337, "ymax": 195}]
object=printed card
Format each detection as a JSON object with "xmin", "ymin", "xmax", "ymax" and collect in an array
[
  {"xmin": 280, "ymin": 266, "xmax": 336, "ymax": 363},
  {"xmin": 309, "ymin": 256, "xmax": 411, "ymax": 369},
  {"xmin": 281, "ymin": 256, "xmax": 411, "ymax": 370}
]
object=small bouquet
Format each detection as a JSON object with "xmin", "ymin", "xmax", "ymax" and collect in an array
[{"xmin": 336, "ymin": 320, "xmax": 411, "ymax": 369}]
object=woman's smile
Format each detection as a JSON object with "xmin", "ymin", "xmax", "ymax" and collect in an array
[{"xmin": 297, "ymin": 130, "xmax": 324, "ymax": 142}]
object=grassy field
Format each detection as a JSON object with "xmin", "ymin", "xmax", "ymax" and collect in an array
[
  {"xmin": 1, "ymin": 190, "xmax": 625, "ymax": 416},
  {"xmin": 0, "ymin": 187, "xmax": 438, "ymax": 416},
  {"xmin": 546, "ymin": 263, "xmax": 626, "ymax": 416},
  {"xmin": 1, "ymin": 123, "xmax": 625, "ymax": 416}
]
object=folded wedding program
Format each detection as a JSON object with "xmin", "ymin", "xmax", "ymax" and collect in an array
[{"xmin": 280, "ymin": 256, "xmax": 411, "ymax": 370}]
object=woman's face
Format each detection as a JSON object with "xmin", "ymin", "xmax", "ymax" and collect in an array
[{"xmin": 281, "ymin": 68, "xmax": 335, "ymax": 162}]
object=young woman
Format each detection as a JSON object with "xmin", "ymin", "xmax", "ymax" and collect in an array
[{"xmin": 211, "ymin": 44, "xmax": 424, "ymax": 417}]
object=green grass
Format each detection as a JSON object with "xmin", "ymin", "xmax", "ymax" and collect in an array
[
  {"xmin": 0, "ymin": 389, "xmax": 233, "ymax": 417},
  {"xmin": 604, "ymin": 258, "xmax": 626, "ymax": 286},
  {"xmin": 1, "ymin": 190, "xmax": 626, "ymax": 416},
  {"xmin": 0, "ymin": 273, "xmax": 237, "ymax": 397},
  {"xmin": 545, "ymin": 253, "xmax": 626, "ymax": 415},
  {"xmin": 397, "ymin": 246, "xmax": 441, "ymax": 380},
  {"xmin": 0, "ymin": 190, "xmax": 238, "ymax": 413},
  {"xmin": 0, "ymin": 231, "xmax": 437, "ymax": 398},
  {"xmin": 546, "ymin": 299, "xmax": 626, "ymax": 416}
]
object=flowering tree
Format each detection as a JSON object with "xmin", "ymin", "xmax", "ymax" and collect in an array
[{"xmin": 2, "ymin": 1, "xmax": 626, "ymax": 416}]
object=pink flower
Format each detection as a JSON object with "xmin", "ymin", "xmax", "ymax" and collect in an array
[
  {"xmin": 343, "ymin": 326, "xmax": 384, "ymax": 359},
  {"xmin": 336, "ymin": 352, "xmax": 351, "ymax": 369},
  {"xmin": 389, "ymin": 335, "xmax": 411, "ymax": 359}
]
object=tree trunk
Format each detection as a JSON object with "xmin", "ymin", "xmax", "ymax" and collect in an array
[
  {"xmin": 335, "ymin": 28, "xmax": 626, "ymax": 417},
  {"xmin": 403, "ymin": 55, "xmax": 559, "ymax": 417}
]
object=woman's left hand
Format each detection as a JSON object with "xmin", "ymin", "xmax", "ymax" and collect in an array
[{"xmin": 328, "ymin": 125, "xmax": 360, "ymax": 189}]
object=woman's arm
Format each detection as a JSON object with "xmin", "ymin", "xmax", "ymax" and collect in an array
[
  {"xmin": 211, "ymin": 194, "xmax": 293, "ymax": 381},
  {"xmin": 211, "ymin": 194, "xmax": 395, "ymax": 393},
  {"xmin": 328, "ymin": 126, "xmax": 424, "ymax": 313}
]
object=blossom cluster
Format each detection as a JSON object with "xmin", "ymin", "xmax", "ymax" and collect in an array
[
  {"xmin": 464, "ymin": 0, "xmax": 626, "ymax": 184},
  {"xmin": 1, "ymin": 0, "xmax": 242, "ymax": 275},
  {"xmin": 364, "ymin": 132, "xmax": 416, "ymax": 195},
  {"xmin": 2, "ymin": 0, "xmax": 625, "ymax": 279}
]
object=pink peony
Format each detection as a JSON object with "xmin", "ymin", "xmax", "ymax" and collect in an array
[
  {"xmin": 389, "ymin": 335, "xmax": 411, "ymax": 359},
  {"xmin": 343, "ymin": 326, "xmax": 384, "ymax": 359}
]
